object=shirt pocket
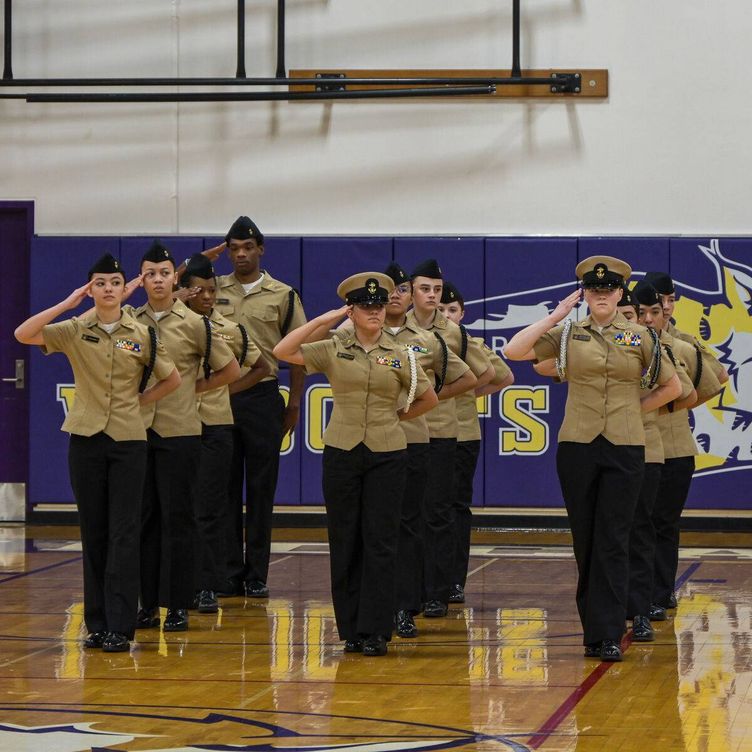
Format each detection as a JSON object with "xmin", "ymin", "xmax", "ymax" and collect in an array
[{"xmin": 253, "ymin": 305, "xmax": 279, "ymax": 324}]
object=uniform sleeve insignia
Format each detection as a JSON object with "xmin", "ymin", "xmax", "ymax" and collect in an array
[
  {"xmin": 115, "ymin": 338, "xmax": 142, "ymax": 353},
  {"xmin": 613, "ymin": 330, "xmax": 642, "ymax": 346},
  {"xmin": 376, "ymin": 356, "xmax": 401, "ymax": 368}
]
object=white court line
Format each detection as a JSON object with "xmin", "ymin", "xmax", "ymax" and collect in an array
[
  {"xmin": 269, "ymin": 555, "xmax": 293, "ymax": 566},
  {"xmin": 466, "ymin": 558, "xmax": 499, "ymax": 578}
]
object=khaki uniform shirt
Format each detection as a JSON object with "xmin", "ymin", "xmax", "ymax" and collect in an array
[
  {"xmin": 381, "ymin": 321, "xmax": 468, "ymax": 444},
  {"xmin": 405, "ymin": 310, "xmax": 489, "ymax": 439},
  {"xmin": 130, "ymin": 300, "xmax": 235, "ymax": 438},
  {"xmin": 197, "ymin": 308, "xmax": 262, "ymax": 426},
  {"xmin": 214, "ymin": 271, "xmax": 306, "ymax": 380},
  {"xmin": 301, "ymin": 331, "xmax": 431, "ymax": 452},
  {"xmin": 662, "ymin": 328, "xmax": 723, "ymax": 402},
  {"xmin": 666, "ymin": 321, "xmax": 726, "ymax": 383},
  {"xmin": 533, "ymin": 314, "xmax": 677, "ymax": 446},
  {"xmin": 42, "ymin": 311, "xmax": 175, "ymax": 442},
  {"xmin": 456, "ymin": 338, "xmax": 513, "ymax": 442}
]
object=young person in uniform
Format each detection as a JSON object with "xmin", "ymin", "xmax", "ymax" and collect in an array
[
  {"xmin": 274, "ymin": 272, "xmax": 437, "ymax": 656},
  {"xmin": 616, "ymin": 284, "xmax": 639, "ymax": 323},
  {"xmin": 407, "ymin": 260, "xmax": 494, "ymax": 618},
  {"xmin": 132, "ymin": 241, "xmax": 239, "ymax": 632},
  {"xmin": 380, "ymin": 263, "xmax": 477, "ymax": 638},
  {"xmin": 180, "ymin": 254, "xmax": 269, "ymax": 613},
  {"xmin": 15, "ymin": 254, "xmax": 180, "ymax": 652},
  {"xmin": 437, "ymin": 281, "xmax": 514, "ymax": 604},
  {"xmin": 636, "ymin": 280, "xmax": 724, "ymax": 613},
  {"xmin": 210, "ymin": 217, "xmax": 307, "ymax": 599},
  {"xmin": 504, "ymin": 256, "xmax": 682, "ymax": 662}
]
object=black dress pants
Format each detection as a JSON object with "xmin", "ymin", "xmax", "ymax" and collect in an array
[
  {"xmin": 229, "ymin": 380, "xmax": 285, "ymax": 585},
  {"xmin": 556, "ymin": 437, "xmax": 644, "ymax": 645},
  {"xmin": 68, "ymin": 433, "xmax": 146, "ymax": 638},
  {"xmin": 652, "ymin": 456, "xmax": 695, "ymax": 606},
  {"xmin": 394, "ymin": 442, "xmax": 429, "ymax": 614},
  {"xmin": 140, "ymin": 430, "xmax": 201, "ymax": 610},
  {"xmin": 451, "ymin": 439, "xmax": 481, "ymax": 588},
  {"xmin": 422, "ymin": 437, "xmax": 457, "ymax": 604},
  {"xmin": 627, "ymin": 462, "xmax": 662, "ymax": 618},
  {"xmin": 194, "ymin": 423, "xmax": 234, "ymax": 592},
  {"xmin": 322, "ymin": 443, "xmax": 406, "ymax": 641}
]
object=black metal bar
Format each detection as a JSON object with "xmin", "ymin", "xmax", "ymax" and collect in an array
[
  {"xmin": 0, "ymin": 75, "xmax": 574, "ymax": 87},
  {"xmin": 236, "ymin": 0, "xmax": 246, "ymax": 79},
  {"xmin": 512, "ymin": 0, "xmax": 521, "ymax": 78},
  {"xmin": 3, "ymin": 0, "xmax": 12, "ymax": 80},
  {"xmin": 25, "ymin": 86, "xmax": 496, "ymax": 103},
  {"xmin": 276, "ymin": 0, "xmax": 286, "ymax": 79}
]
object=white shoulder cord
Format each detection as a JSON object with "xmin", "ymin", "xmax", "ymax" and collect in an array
[
  {"xmin": 403, "ymin": 346, "xmax": 418, "ymax": 412},
  {"xmin": 555, "ymin": 319, "xmax": 573, "ymax": 380}
]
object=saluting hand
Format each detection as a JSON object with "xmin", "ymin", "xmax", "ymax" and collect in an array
[
  {"xmin": 173, "ymin": 286, "xmax": 201, "ymax": 303},
  {"xmin": 62, "ymin": 281, "xmax": 94, "ymax": 310},
  {"xmin": 204, "ymin": 242, "xmax": 226, "ymax": 261},
  {"xmin": 123, "ymin": 274, "xmax": 144, "ymax": 302},
  {"xmin": 551, "ymin": 288, "xmax": 582, "ymax": 323}
]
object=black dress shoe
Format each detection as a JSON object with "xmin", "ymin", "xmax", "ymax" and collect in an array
[
  {"xmin": 448, "ymin": 584, "xmax": 465, "ymax": 604},
  {"xmin": 83, "ymin": 631, "xmax": 107, "ymax": 649},
  {"xmin": 631, "ymin": 615, "xmax": 655, "ymax": 642},
  {"xmin": 583, "ymin": 642, "xmax": 601, "ymax": 658},
  {"xmin": 395, "ymin": 610, "xmax": 418, "ymax": 638},
  {"xmin": 102, "ymin": 632, "xmax": 130, "ymax": 652},
  {"xmin": 196, "ymin": 590, "xmax": 219, "ymax": 613},
  {"xmin": 163, "ymin": 609, "xmax": 189, "ymax": 632},
  {"xmin": 600, "ymin": 639, "xmax": 623, "ymax": 662},
  {"xmin": 216, "ymin": 580, "xmax": 245, "ymax": 597},
  {"xmin": 344, "ymin": 639, "xmax": 363, "ymax": 653},
  {"xmin": 667, "ymin": 592, "xmax": 678, "ymax": 609},
  {"xmin": 423, "ymin": 600, "xmax": 448, "ymax": 618},
  {"xmin": 649, "ymin": 604, "xmax": 667, "ymax": 621},
  {"xmin": 245, "ymin": 580, "xmax": 270, "ymax": 598},
  {"xmin": 135, "ymin": 607, "xmax": 160, "ymax": 629},
  {"xmin": 363, "ymin": 635, "xmax": 388, "ymax": 656}
]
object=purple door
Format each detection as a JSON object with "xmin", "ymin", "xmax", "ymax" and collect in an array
[{"xmin": 0, "ymin": 202, "xmax": 33, "ymax": 520}]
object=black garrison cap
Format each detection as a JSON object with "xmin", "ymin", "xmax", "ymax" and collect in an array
[
  {"xmin": 88, "ymin": 253, "xmax": 124, "ymax": 279},
  {"xmin": 619, "ymin": 284, "xmax": 636, "ymax": 308},
  {"xmin": 225, "ymin": 215, "xmax": 264, "ymax": 245},
  {"xmin": 384, "ymin": 261, "xmax": 410, "ymax": 286},
  {"xmin": 441, "ymin": 281, "xmax": 463, "ymax": 305},
  {"xmin": 410, "ymin": 258, "xmax": 443, "ymax": 280},
  {"xmin": 141, "ymin": 239, "xmax": 175, "ymax": 267},
  {"xmin": 643, "ymin": 271, "xmax": 675, "ymax": 295},
  {"xmin": 633, "ymin": 281, "xmax": 662, "ymax": 307},
  {"xmin": 180, "ymin": 253, "xmax": 215, "ymax": 287}
]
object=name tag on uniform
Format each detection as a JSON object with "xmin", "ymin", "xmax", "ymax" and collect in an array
[
  {"xmin": 114, "ymin": 338, "xmax": 142, "ymax": 353},
  {"xmin": 405, "ymin": 345, "xmax": 428, "ymax": 354},
  {"xmin": 573, "ymin": 334, "xmax": 591, "ymax": 341},
  {"xmin": 376, "ymin": 356, "xmax": 401, "ymax": 368},
  {"xmin": 81, "ymin": 334, "xmax": 100, "ymax": 343},
  {"xmin": 337, "ymin": 352, "xmax": 355, "ymax": 360},
  {"xmin": 216, "ymin": 298, "xmax": 231, "ymax": 305},
  {"xmin": 614, "ymin": 331, "xmax": 642, "ymax": 346}
]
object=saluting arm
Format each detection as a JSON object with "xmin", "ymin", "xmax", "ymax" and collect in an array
[
  {"xmin": 640, "ymin": 374, "xmax": 682, "ymax": 412},
  {"xmin": 228, "ymin": 356, "xmax": 271, "ymax": 395},
  {"xmin": 398, "ymin": 385, "xmax": 439, "ymax": 421},
  {"xmin": 14, "ymin": 282, "xmax": 93, "ymax": 346},
  {"xmin": 437, "ymin": 370, "xmax": 477, "ymax": 401},
  {"xmin": 139, "ymin": 367, "xmax": 181, "ymax": 406},
  {"xmin": 476, "ymin": 371, "xmax": 514, "ymax": 396},
  {"xmin": 195, "ymin": 359, "xmax": 241, "ymax": 394},
  {"xmin": 504, "ymin": 289, "xmax": 581, "ymax": 361},
  {"xmin": 475, "ymin": 364, "xmax": 495, "ymax": 389},
  {"xmin": 273, "ymin": 307, "xmax": 349, "ymax": 366}
]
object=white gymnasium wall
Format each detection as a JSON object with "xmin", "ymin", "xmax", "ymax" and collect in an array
[{"xmin": 1, "ymin": 1, "xmax": 750, "ymax": 236}]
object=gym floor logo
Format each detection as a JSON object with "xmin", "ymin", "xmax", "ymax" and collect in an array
[
  {"xmin": 0, "ymin": 707, "xmax": 533, "ymax": 751},
  {"xmin": 463, "ymin": 238, "xmax": 751, "ymax": 478}
]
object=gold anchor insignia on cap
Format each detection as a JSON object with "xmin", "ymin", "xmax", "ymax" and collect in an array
[
  {"xmin": 366, "ymin": 279, "xmax": 378, "ymax": 294},
  {"xmin": 595, "ymin": 265, "xmax": 606, "ymax": 279},
  {"xmin": 449, "ymin": 291, "xmax": 455, "ymax": 299}
]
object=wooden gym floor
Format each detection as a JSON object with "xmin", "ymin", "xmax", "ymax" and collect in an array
[{"xmin": 2, "ymin": 525, "xmax": 752, "ymax": 751}]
